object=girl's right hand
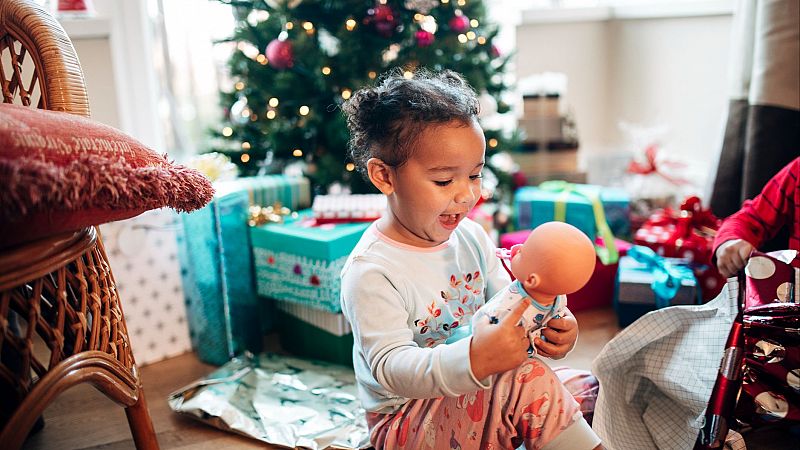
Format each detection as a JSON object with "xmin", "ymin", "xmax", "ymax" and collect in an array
[
  {"xmin": 715, "ymin": 238, "xmax": 754, "ymax": 278},
  {"xmin": 469, "ymin": 297, "xmax": 531, "ymax": 380}
]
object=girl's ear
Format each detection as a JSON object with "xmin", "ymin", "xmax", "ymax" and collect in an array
[{"xmin": 367, "ymin": 157, "xmax": 395, "ymax": 195}]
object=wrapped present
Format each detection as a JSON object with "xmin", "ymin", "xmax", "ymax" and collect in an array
[
  {"xmin": 633, "ymin": 196, "xmax": 724, "ymax": 301},
  {"xmin": 568, "ymin": 238, "xmax": 632, "ymax": 313},
  {"xmin": 274, "ymin": 300, "xmax": 353, "ymax": 367},
  {"xmin": 624, "ymin": 144, "xmax": 695, "ymax": 230},
  {"xmin": 100, "ymin": 209, "xmax": 192, "ymax": 366},
  {"xmin": 514, "ymin": 181, "xmax": 630, "ymax": 242},
  {"xmin": 177, "ymin": 175, "xmax": 311, "ymax": 365},
  {"xmin": 741, "ymin": 249, "xmax": 799, "ymax": 427},
  {"xmin": 697, "ymin": 251, "xmax": 799, "ymax": 445},
  {"xmin": 251, "ymin": 211, "xmax": 371, "ymax": 313},
  {"xmin": 177, "ymin": 190, "xmax": 260, "ymax": 365},
  {"xmin": 615, "ymin": 246, "xmax": 701, "ymax": 327},
  {"xmin": 633, "ymin": 196, "xmax": 719, "ymax": 263},
  {"xmin": 499, "ymin": 229, "xmax": 631, "ymax": 312},
  {"xmin": 312, "ymin": 194, "xmax": 386, "ymax": 224}
]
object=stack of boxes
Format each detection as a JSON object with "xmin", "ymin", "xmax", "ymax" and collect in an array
[
  {"xmin": 250, "ymin": 208, "xmax": 373, "ymax": 367},
  {"xmin": 514, "ymin": 74, "xmax": 584, "ymax": 185}
]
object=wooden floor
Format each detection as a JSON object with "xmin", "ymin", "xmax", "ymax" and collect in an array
[{"xmin": 22, "ymin": 307, "xmax": 620, "ymax": 450}]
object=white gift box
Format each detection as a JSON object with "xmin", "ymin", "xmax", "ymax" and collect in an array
[{"xmin": 100, "ymin": 209, "xmax": 191, "ymax": 366}]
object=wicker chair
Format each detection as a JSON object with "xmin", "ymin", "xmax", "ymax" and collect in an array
[{"xmin": 0, "ymin": 1, "xmax": 159, "ymax": 448}]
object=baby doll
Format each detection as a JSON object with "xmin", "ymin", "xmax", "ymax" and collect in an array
[{"xmin": 481, "ymin": 221, "xmax": 596, "ymax": 354}]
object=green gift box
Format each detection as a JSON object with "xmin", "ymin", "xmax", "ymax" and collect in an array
[
  {"xmin": 514, "ymin": 182, "xmax": 630, "ymax": 240},
  {"xmin": 251, "ymin": 211, "xmax": 371, "ymax": 313},
  {"xmin": 274, "ymin": 300, "xmax": 353, "ymax": 366}
]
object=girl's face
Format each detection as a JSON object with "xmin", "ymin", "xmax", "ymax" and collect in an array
[{"xmin": 380, "ymin": 119, "xmax": 485, "ymax": 247}]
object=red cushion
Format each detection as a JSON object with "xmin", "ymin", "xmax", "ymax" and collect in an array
[{"xmin": 0, "ymin": 103, "xmax": 214, "ymax": 248}]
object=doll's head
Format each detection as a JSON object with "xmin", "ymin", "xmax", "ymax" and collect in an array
[{"xmin": 510, "ymin": 221, "xmax": 596, "ymax": 303}]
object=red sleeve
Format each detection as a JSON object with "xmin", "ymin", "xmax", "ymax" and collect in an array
[{"xmin": 713, "ymin": 158, "xmax": 799, "ymax": 254}]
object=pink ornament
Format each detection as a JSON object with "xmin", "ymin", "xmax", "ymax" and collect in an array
[
  {"xmin": 366, "ymin": 4, "xmax": 398, "ymax": 37},
  {"xmin": 415, "ymin": 30, "xmax": 435, "ymax": 47},
  {"xmin": 449, "ymin": 14, "xmax": 470, "ymax": 33},
  {"xmin": 266, "ymin": 39, "xmax": 294, "ymax": 69},
  {"xmin": 491, "ymin": 44, "xmax": 501, "ymax": 58}
]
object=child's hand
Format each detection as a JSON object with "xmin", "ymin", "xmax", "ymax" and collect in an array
[
  {"xmin": 469, "ymin": 297, "xmax": 531, "ymax": 380},
  {"xmin": 535, "ymin": 314, "xmax": 578, "ymax": 359},
  {"xmin": 715, "ymin": 238, "xmax": 754, "ymax": 278}
]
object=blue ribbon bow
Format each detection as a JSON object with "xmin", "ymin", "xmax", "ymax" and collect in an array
[{"xmin": 627, "ymin": 245, "xmax": 698, "ymax": 309}]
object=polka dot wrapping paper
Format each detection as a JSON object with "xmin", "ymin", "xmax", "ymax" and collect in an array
[
  {"xmin": 99, "ymin": 209, "xmax": 192, "ymax": 366},
  {"xmin": 738, "ymin": 249, "xmax": 800, "ymax": 426}
]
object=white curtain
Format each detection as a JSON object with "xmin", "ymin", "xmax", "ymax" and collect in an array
[{"xmin": 150, "ymin": 0, "xmax": 235, "ymax": 160}]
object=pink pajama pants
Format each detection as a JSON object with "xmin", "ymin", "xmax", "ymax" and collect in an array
[{"xmin": 366, "ymin": 360, "xmax": 599, "ymax": 450}]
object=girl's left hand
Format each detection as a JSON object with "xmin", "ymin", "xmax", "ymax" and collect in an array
[{"xmin": 534, "ymin": 313, "xmax": 579, "ymax": 359}]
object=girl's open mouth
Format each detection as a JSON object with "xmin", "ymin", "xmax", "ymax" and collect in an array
[{"xmin": 439, "ymin": 213, "xmax": 461, "ymax": 229}]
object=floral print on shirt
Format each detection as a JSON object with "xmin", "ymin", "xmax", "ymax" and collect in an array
[{"xmin": 413, "ymin": 270, "xmax": 484, "ymax": 347}]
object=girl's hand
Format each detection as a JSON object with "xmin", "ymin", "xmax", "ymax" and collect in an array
[
  {"xmin": 534, "ymin": 313, "xmax": 578, "ymax": 359},
  {"xmin": 715, "ymin": 238, "xmax": 754, "ymax": 278},
  {"xmin": 469, "ymin": 297, "xmax": 531, "ymax": 380}
]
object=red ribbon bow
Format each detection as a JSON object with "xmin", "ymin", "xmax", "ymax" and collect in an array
[{"xmin": 626, "ymin": 144, "xmax": 690, "ymax": 185}]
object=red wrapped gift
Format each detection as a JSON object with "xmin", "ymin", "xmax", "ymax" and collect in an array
[
  {"xmin": 633, "ymin": 196, "xmax": 719, "ymax": 263},
  {"xmin": 696, "ymin": 251, "xmax": 799, "ymax": 447},
  {"xmin": 738, "ymin": 250, "xmax": 800, "ymax": 427},
  {"xmin": 499, "ymin": 229, "xmax": 631, "ymax": 312},
  {"xmin": 634, "ymin": 196, "xmax": 724, "ymax": 301}
]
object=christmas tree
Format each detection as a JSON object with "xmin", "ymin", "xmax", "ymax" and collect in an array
[{"xmin": 212, "ymin": 0, "xmax": 518, "ymax": 194}]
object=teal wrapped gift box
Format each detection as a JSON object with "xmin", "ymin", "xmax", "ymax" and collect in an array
[
  {"xmin": 251, "ymin": 212, "xmax": 371, "ymax": 313},
  {"xmin": 514, "ymin": 183, "xmax": 630, "ymax": 240},
  {"xmin": 177, "ymin": 176, "xmax": 311, "ymax": 365}
]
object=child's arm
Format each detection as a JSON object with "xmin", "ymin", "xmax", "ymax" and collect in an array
[
  {"xmin": 713, "ymin": 158, "xmax": 798, "ymax": 276},
  {"xmin": 342, "ymin": 261, "xmax": 494, "ymax": 399}
]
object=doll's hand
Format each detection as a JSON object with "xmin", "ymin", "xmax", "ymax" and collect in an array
[
  {"xmin": 470, "ymin": 297, "xmax": 531, "ymax": 380},
  {"xmin": 715, "ymin": 239, "xmax": 754, "ymax": 278},
  {"xmin": 534, "ymin": 313, "xmax": 578, "ymax": 359}
]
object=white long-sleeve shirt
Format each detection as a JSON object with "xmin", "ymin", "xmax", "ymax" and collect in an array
[{"xmin": 340, "ymin": 219, "xmax": 510, "ymax": 413}]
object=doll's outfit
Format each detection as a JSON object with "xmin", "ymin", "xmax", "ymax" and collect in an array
[
  {"xmin": 341, "ymin": 219, "xmax": 600, "ymax": 450},
  {"xmin": 480, "ymin": 279, "xmax": 568, "ymax": 355}
]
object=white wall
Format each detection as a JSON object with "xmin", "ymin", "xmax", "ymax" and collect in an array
[{"xmin": 516, "ymin": 7, "xmax": 733, "ymax": 177}]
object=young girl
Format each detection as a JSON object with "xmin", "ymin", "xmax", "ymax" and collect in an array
[{"xmin": 340, "ymin": 70, "xmax": 602, "ymax": 450}]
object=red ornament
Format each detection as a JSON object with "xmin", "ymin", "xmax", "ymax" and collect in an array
[
  {"xmin": 366, "ymin": 4, "xmax": 398, "ymax": 37},
  {"xmin": 415, "ymin": 30, "xmax": 435, "ymax": 47},
  {"xmin": 266, "ymin": 38, "xmax": 294, "ymax": 69},
  {"xmin": 310, "ymin": 274, "xmax": 320, "ymax": 286},
  {"xmin": 449, "ymin": 14, "xmax": 470, "ymax": 33},
  {"xmin": 491, "ymin": 44, "xmax": 501, "ymax": 58}
]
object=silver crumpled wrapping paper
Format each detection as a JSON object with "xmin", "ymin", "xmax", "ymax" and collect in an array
[{"xmin": 168, "ymin": 353, "xmax": 371, "ymax": 449}]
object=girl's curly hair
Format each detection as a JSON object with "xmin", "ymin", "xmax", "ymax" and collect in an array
[{"xmin": 341, "ymin": 69, "xmax": 480, "ymax": 180}]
